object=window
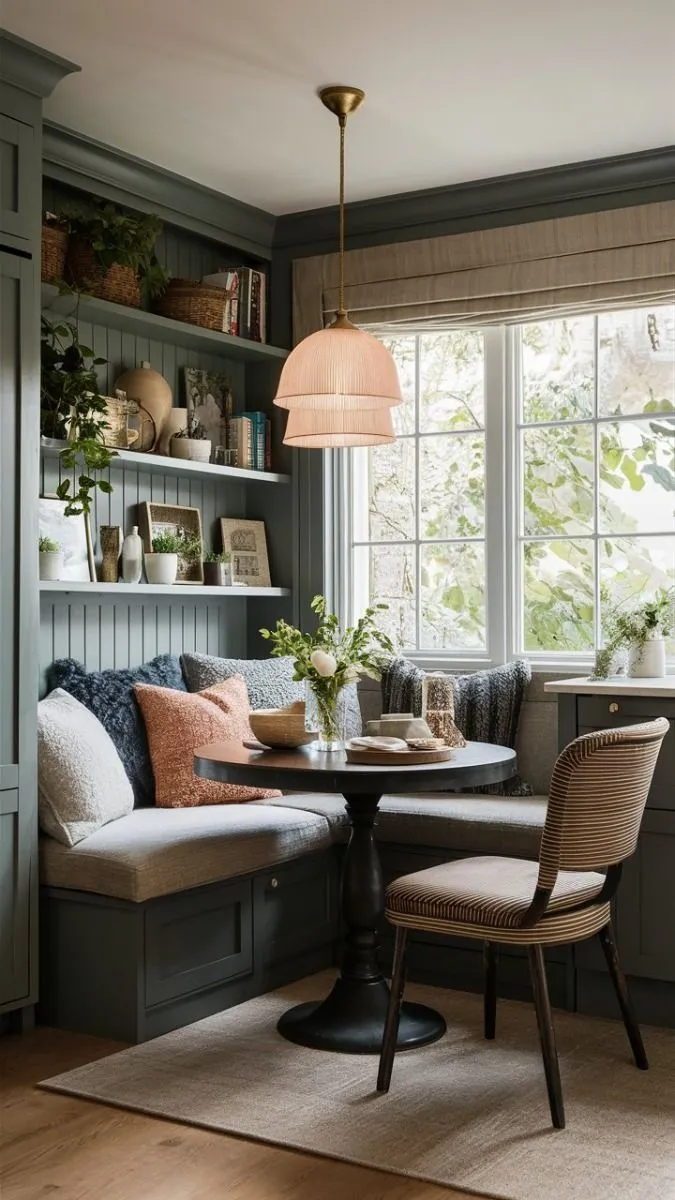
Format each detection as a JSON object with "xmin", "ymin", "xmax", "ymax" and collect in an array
[{"xmin": 340, "ymin": 304, "xmax": 675, "ymax": 666}]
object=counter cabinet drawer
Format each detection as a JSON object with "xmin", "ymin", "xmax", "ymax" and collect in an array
[{"xmin": 576, "ymin": 698, "xmax": 674, "ymax": 811}]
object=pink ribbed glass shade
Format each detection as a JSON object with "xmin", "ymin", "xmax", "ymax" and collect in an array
[
  {"xmin": 274, "ymin": 316, "xmax": 402, "ymax": 411},
  {"xmin": 282, "ymin": 405, "xmax": 395, "ymax": 448}
]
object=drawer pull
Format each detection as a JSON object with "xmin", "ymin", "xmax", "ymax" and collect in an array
[
  {"xmin": 609, "ymin": 702, "xmax": 619, "ymax": 714},
  {"xmin": 270, "ymin": 877, "xmax": 279, "ymax": 889}
]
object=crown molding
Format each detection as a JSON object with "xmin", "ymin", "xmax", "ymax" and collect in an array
[
  {"xmin": 42, "ymin": 122, "xmax": 276, "ymax": 258},
  {"xmin": 273, "ymin": 143, "xmax": 675, "ymax": 255},
  {"xmin": 0, "ymin": 30, "xmax": 79, "ymax": 98}
]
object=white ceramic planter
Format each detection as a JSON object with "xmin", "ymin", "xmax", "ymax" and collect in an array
[
  {"xmin": 170, "ymin": 437, "xmax": 212, "ymax": 463},
  {"xmin": 39, "ymin": 550, "xmax": 64, "ymax": 581},
  {"xmin": 628, "ymin": 637, "xmax": 666, "ymax": 678},
  {"xmin": 144, "ymin": 553, "xmax": 178, "ymax": 585}
]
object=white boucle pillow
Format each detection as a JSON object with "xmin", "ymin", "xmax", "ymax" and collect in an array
[{"xmin": 38, "ymin": 688, "xmax": 134, "ymax": 846}]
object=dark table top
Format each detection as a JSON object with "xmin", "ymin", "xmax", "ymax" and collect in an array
[{"xmin": 194, "ymin": 740, "xmax": 517, "ymax": 795}]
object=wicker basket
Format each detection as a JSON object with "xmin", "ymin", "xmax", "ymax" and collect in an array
[
  {"xmin": 41, "ymin": 223, "xmax": 69, "ymax": 283},
  {"xmin": 66, "ymin": 239, "xmax": 141, "ymax": 308},
  {"xmin": 249, "ymin": 703, "xmax": 315, "ymax": 750},
  {"xmin": 155, "ymin": 278, "xmax": 228, "ymax": 331}
]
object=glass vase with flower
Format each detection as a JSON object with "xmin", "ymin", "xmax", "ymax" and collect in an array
[{"xmin": 260, "ymin": 595, "xmax": 394, "ymax": 751}]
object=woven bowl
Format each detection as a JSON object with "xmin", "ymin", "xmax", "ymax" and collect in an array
[{"xmin": 249, "ymin": 704, "xmax": 315, "ymax": 750}]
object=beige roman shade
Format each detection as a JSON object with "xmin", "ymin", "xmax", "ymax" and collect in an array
[{"xmin": 293, "ymin": 200, "xmax": 675, "ymax": 341}]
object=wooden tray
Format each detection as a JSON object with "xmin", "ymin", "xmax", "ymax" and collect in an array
[{"xmin": 345, "ymin": 746, "xmax": 453, "ymax": 766}]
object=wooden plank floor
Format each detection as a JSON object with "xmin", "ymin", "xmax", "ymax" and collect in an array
[{"xmin": 1, "ymin": 1027, "xmax": 482, "ymax": 1200}]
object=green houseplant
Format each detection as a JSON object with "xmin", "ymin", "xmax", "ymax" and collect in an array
[
  {"xmin": 260, "ymin": 595, "xmax": 394, "ymax": 750},
  {"xmin": 38, "ymin": 536, "xmax": 63, "ymax": 582},
  {"xmin": 64, "ymin": 202, "xmax": 169, "ymax": 308},
  {"xmin": 145, "ymin": 531, "xmax": 182, "ymax": 586},
  {"xmin": 593, "ymin": 590, "xmax": 673, "ymax": 679},
  {"xmin": 203, "ymin": 550, "xmax": 232, "ymax": 587},
  {"xmin": 170, "ymin": 415, "xmax": 212, "ymax": 464}
]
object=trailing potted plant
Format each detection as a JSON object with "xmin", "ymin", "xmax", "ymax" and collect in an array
[
  {"xmin": 145, "ymin": 531, "xmax": 182, "ymax": 586},
  {"xmin": 203, "ymin": 550, "xmax": 232, "ymax": 587},
  {"xmin": 38, "ymin": 536, "xmax": 63, "ymax": 582},
  {"xmin": 593, "ymin": 590, "xmax": 673, "ymax": 679},
  {"xmin": 63, "ymin": 202, "xmax": 170, "ymax": 309},
  {"xmin": 170, "ymin": 415, "xmax": 212, "ymax": 463}
]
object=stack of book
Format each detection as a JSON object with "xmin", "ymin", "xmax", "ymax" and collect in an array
[
  {"xmin": 228, "ymin": 412, "xmax": 272, "ymax": 471},
  {"xmin": 201, "ymin": 267, "xmax": 267, "ymax": 342}
]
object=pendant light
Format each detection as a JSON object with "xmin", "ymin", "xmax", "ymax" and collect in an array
[{"xmin": 274, "ymin": 85, "xmax": 402, "ymax": 447}]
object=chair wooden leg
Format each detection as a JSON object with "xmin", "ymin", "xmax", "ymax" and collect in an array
[
  {"xmin": 377, "ymin": 926, "xmax": 408, "ymax": 1093},
  {"xmin": 527, "ymin": 945, "xmax": 565, "ymax": 1130},
  {"xmin": 597, "ymin": 922, "xmax": 648, "ymax": 1070},
  {"xmin": 483, "ymin": 941, "xmax": 497, "ymax": 1040}
]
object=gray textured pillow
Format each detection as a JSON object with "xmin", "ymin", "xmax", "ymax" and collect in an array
[{"xmin": 181, "ymin": 652, "xmax": 362, "ymax": 738}]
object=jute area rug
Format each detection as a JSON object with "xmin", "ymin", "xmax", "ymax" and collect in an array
[{"xmin": 41, "ymin": 972, "xmax": 675, "ymax": 1200}]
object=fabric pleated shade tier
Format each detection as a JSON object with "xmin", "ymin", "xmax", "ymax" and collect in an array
[
  {"xmin": 282, "ymin": 403, "xmax": 395, "ymax": 448},
  {"xmin": 274, "ymin": 316, "xmax": 403, "ymax": 412}
]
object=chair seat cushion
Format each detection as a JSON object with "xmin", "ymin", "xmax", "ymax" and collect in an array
[
  {"xmin": 386, "ymin": 856, "xmax": 610, "ymax": 945},
  {"xmin": 254, "ymin": 793, "xmax": 548, "ymax": 858},
  {"xmin": 40, "ymin": 804, "xmax": 332, "ymax": 903}
]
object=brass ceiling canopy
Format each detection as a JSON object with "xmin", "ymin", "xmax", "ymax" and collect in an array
[{"xmin": 318, "ymin": 85, "xmax": 365, "ymax": 120}]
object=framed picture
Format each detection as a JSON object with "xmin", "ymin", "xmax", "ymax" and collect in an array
[
  {"xmin": 38, "ymin": 497, "xmax": 91, "ymax": 581},
  {"xmin": 138, "ymin": 502, "xmax": 204, "ymax": 584},
  {"xmin": 219, "ymin": 518, "xmax": 271, "ymax": 588},
  {"xmin": 184, "ymin": 368, "xmax": 233, "ymax": 458}
]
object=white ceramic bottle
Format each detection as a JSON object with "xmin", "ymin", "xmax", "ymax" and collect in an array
[{"xmin": 121, "ymin": 526, "xmax": 144, "ymax": 584}]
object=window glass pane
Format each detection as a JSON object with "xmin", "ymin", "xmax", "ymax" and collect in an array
[
  {"xmin": 420, "ymin": 433, "xmax": 485, "ymax": 539},
  {"xmin": 600, "ymin": 536, "xmax": 675, "ymax": 614},
  {"xmin": 521, "ymin": 316, "xmax": 595, "ymax": 423},
  {"xmin": 522, "ymin": 539, "xmax": 594, "ymax": 652},
  {"xmin": 419, "ymin": 331, "xmax": 484, "ymax": 433},
  {"xmin": 598, "ymin": 305, "xmax": 675, "ymax": 417},
  {"xmin": 360, "ymin": 438, "xmax": 416, "ymax": 542},
  {"xmin": 420, "ymin": 543, "xmax": 486, "ymax": 650},
  {"xmin": 353, "ymin": 544, "xmax": 416, "ymax": 649},
  {"xmin": 379, "ymin": 335, "xmax": 416, "ymax": 435},
  {"xmin": 522, "ymin": 425, "xmax": 594, "ymax": 536},
  {"xmin": 599, "ymin": 419, "xmax": 675, "ymax": 535}
]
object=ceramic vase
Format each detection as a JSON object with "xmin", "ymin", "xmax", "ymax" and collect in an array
[
  {"xmin": 203, "ymin": 561, "xmax": 232, "ymax": 586},
  {"xmin": 121, "ymin": 526, "xmax": 144, "ymax": 584},
  {"xmin": 157, "ymin": 407, "xmax": 188, "ymax": 455},
  {"xmin": 170, "ymin": 436, "xmax": 212, "ymax": 463},
  {"xmin": 628, "ymin": 638, "xmax": 666, "ymax": 678},
  {"xmin": 39, "ymin": 551, "xmax": 63, "ymax": 582},
  {"xmin": 144, "ymin": 553, "xmax": 178, "ymax": 585},
  {"xmin": 99, "ymin": 526, "xmax": 122, "ymax": 583},
  {"xmin": 114, "ymin": 361, "xmax": 173, "ymax": 452}
]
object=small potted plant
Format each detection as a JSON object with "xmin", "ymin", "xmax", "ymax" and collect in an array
[
  {"xmin": 64, "ymin": 201, "xmax": 169, "ymax": 309},
  {"xmin": 145, "ymin": 531, "xmax": 182, "ymax": 585},
  {"xmin": 593, "ymin": 590, "xmax": 673, "ymax": 679},
  {"xmin": 203, "ymin": 550, "xmax": 232, "ymax": 587},
  {"xmin": 39, "ymin": 536, "xmax": 63, "ymax": 582},
  {"xmin": 170, "ymin": 415, "xmax": 212, "ymax": 463}
]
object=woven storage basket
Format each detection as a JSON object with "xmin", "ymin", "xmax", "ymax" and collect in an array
[
  {"xmin": 155, "ymin": 279, "xmax": 227, "ymax": 331},
  {"xmin": 41, "ymin": 224, "xmax": 69, "ymax": 283},
  {"xmin": 66, "ymin": 239, "xmax": 141, "ymax": 308}
]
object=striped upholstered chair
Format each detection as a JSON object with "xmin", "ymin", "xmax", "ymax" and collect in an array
[{"xmin": 376, "ymin": 719, "xmax": 668, "ymax": 1129}]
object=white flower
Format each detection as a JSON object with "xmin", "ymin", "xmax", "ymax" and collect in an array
[{"xmin": 311, "ymin": 649, "xmax": 337, "ymax": 677}]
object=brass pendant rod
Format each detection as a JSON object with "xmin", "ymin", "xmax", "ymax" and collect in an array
[{"xmin": 338, "ymin": 114, "xmax": 346, "ymax": 316}]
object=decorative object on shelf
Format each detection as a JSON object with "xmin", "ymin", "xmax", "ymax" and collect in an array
[
  {"xmin": 101, "ymin": 390, "xmax": 142, "ymax": 449},
  {"xmin": 170, "ymin": 415, "xmax": 212, "ymax": 463},
  {"xmin": 144, "ymin": 531, "xmax": 181, "ymax": 585},
  {"xmin": 99, "ymin": 525, "xmax": 122, "ymax": 583},
  {"xmin": 260, "ymin": 594, "xmax": 394, "ymax": 752},
  {"xmin": 38, "ymin": 498, "xmax": 90, "ymax": 582},
  {"xmin": 38, "ymin": 535, "xmax": 63, "ymax": 582},
  {"xmin": 157, "ymin": 406, "xmax": 188, "ymax": 455},
  {"xmin": 248, "ymin": 702, "xmax": 315, "ymax": 750},
  {"xmin": 155, "ymin": 278, "xmax": 229, "ymax": 331},
  {"xmin": 115, "ymin": 361, "xmax": 172, "ymax": 451},
  {"xmin": 203, "ymin": 551, "xmax": 232, "ymax": 587},
  {"xmin": 422, "ymin": 673, "xmax": 467, "ymax": 748},
  {"xmin": 41, "ymin": 213, "xmax": 68, "ymax": 284},
  {"xmin": 591, "ymin": 590, "xmax": 673, "ymax": 679},
  {"xmin": 219, "ymin": 518, "xmax": 270, "ymax": 587},
  {"xmin": 184, "ymin": 367, "xmax": 233, "ymax": 457},
  {"xmin": 139, "ymin": 501, "xmax": 204, "ymax": 584},
  {"xmin": 63, "ymin": 202, "xmax": 169, "ymax": 309},
  {"xmin": 201, "ymin": 267, "xmax": 267, "ymax": 340},
  {"xmin": 273, "ymin": 87, "xmax": 401, "ymax": 448},
  {"xmin": 121, "ymin": 526, "xmax": 144, "ymax": 584}
]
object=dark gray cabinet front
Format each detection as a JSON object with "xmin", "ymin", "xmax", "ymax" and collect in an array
[
  {"xmin": 0, "ymin": 114, "xmax": 36, "ymax": 243},
  {"xmin": 616, "ymin": 809, "xmax": 675, "ymax": 982}
]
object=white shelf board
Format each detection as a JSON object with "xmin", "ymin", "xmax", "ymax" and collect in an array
[
  {"xmin": 41, "ymin": 283, "xmax": 288, "ymax": 364},
  {"xmin": 40, "ymin": 582, "xmax": 290, "ymax": 599},
  {"xmin": 41, "ymin": 442, "xmax": 290, "ymax": 486},
  {"xmin": 544, "ymin": 675, "xmax": 675, "ymax": 697}
]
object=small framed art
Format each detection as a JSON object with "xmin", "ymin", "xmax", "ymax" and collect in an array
[
  {"xmin": 138, "ymin": 502, "xmax": 204, "ymax": 584},
  {"xmin": 219, "ymin": 518, "xmax": 271, "ymax": 588},
  {"xmin": 38, "ymin": 497, "xmax": 91, "ymax": 581}
]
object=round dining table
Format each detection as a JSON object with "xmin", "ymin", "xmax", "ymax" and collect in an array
[{"xmin": 194, "ymin": 739, "xmax": 516, "ymax": 1054}]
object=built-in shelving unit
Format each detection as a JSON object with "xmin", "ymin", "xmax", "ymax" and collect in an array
[
  {"xmin": 41, "ymin": 283, "xmax": 289, "ymax": 365},
  {"xmin": 40, "ymin": 442, "xmax": 291, "ymax": 486},
  {"xmin": 40, "ymin": 582, "xmax": 290, "ymax": 598}
]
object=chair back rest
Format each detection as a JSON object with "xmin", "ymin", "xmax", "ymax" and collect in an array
[{"xmin": 537, "ymin": 719, "xmax": 668, "ymax": 889}]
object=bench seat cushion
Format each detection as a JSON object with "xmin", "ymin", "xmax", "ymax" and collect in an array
[
  {"xmin": 40, "ymin": 804, "xmax": 332, "ymax": 903},
  {"xmin": 255, "ymin": 793, "xmax": 548, "ymax": 859}
]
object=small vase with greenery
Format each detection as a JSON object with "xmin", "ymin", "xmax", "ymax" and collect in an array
[
  {"xmin": 592, "ymin": 590, "xmax": 673, "ymax": 680},
  {"xmin": 38, "ymin": 536, "xmax": 63, "ymax": 582},
  {"xmin": 203, "ymin": 550, "xmax": 232, "ymax": 587},
  {"xmin": 170, "ymin": 416, "xmax": 212, "ymax": 463},
  {"xmin": 260, "ymin": 595, "xmax": 394, "ymax": 751},
  {"xmin": 64, "ymin": 201, "xmax": 170, "ymax": 307}
]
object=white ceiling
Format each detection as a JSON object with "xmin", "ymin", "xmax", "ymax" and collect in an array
[{"xmin": 4, "ymin": 0, "xmax": 675, "ymax": 215}]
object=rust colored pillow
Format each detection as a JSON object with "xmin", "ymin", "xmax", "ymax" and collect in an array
[{"xmin": 134, "ymin": 676, "xmax": 281, "ymax": 808}]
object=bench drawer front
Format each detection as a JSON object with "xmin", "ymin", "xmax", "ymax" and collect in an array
[
  {"xmin": 577, "ymin": 697, "xmax": 675, "ymax": 810},
  {"xmin": 257, "ymin": 852, "xmax": 338, "ymax": 966},
  {"xmin": 145, "ymin": 878, "xmax": 253, "ymax": 1007}
]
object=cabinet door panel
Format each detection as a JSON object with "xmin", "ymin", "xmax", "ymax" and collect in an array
[
  {"xmin": 0, "ymin": 798, "xmax": 29, "ymax": 1004},
  {"xmin": 577, "ymin": 696, "xmax": 675, "ymax": 811},
  {"xmin": 0, "ymin": 115, "xmax": 36, "ymax": 242},
  {"xmin": 616, "ymin": 809, "xmax": 675, "ymax": 982}
]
